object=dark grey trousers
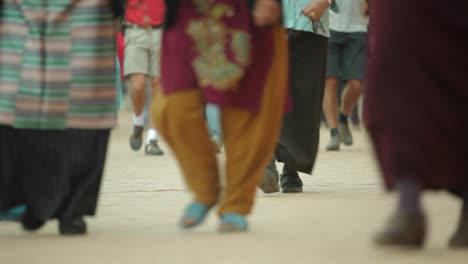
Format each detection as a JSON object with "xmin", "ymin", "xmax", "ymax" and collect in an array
[{"xmin": 276, "ymin": 31, "xmax": 328, "ymax": 174}]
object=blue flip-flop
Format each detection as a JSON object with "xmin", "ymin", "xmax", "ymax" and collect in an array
[
  {"xmin": 218, "ymin": 213, "xmax": 248, "ymax": 232},
  {"xmin": 0, "ymin": 205, "xmax": 26, "ymax": 222},
  {"xmin": 180, "ymin": 202, "xmax": 211, "ymax": 229}
]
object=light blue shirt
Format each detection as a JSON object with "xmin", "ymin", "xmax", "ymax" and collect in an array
[{"xmin": 282, "ymin": 0, "xmax": 330, "ymax": 38}]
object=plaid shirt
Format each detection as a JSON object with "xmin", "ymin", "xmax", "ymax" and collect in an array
[{"xmin": 0, "ymin": 0, "xmax": 117, "ymax": 129}]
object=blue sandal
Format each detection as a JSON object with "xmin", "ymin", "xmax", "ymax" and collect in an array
[
  {"xmin": 219, "ymin": 213, "xmax": 248, "ymax": 232},
  {"xmin": 180, "ymin": 202, "xmax": 211, "ymax": 229},
  {"xmin": 0, "ymin": 205, "xmax": 26, "ymax": 222}
]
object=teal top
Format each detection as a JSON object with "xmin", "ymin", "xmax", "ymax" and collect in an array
[{"xmin": 282, "ymin": 0, "xmax": 330, "ymax": 37}]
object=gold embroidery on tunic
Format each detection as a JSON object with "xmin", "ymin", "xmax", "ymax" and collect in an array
[{"xmin": 187, "ymin": 0, "xmax": 251, "ymax": 91}]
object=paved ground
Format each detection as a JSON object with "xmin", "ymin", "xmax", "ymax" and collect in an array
[{"xmin": 1, "ymin": 110, "xmax": 467, "ymax": 264}]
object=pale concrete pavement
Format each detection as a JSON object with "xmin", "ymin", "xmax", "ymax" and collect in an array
[{"xmin": 1, "ymin": 111, "xmax": 467, "ymax": 264}]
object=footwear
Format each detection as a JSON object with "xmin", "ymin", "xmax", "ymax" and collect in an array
[
  {"xmin": 374, "ymin": 212, "xmax": 426, "ymax": 248},
  {"xmin": 129, "ymin": 125, "xmax": 144, "ymax": 151},
  {"xmin": 211, "ymin": 136, "xmax": 223, "ymax": 153},
  {"xmin": 449, "ymin": 211, "xmax": 468, "ymax": 248},
  {"xmin": 258, "ymin": 160, "xmax": 280, "ymax": 194},
  {"xmin": 145, "ymin": 140, "xmax": 164, "ymax": 156},
  {"xmin": 326, "ymin": 133, "xmax": 341, "ymax": 151},
  {"xmin": 280, "ymin": 167, "xmax": 303, "ymax": 193},
  {"xmin": 59, "ymin": 217, "xmax": 87, "ymax": 235},
  {"xmin": 338, "ymin": 122, "xmax": 353, "ymax": 146},
  {"xmin": 218, "ymin": 213, "xmax": 248, "ymax": 232},
  {"xmin": 0, "ymin": 205, "xmax": 26, "ymax": 221},
  {"xmin": 21, "ymin": 208, "xmax": 45, "ymax": 232},
  {"xmin": 180, "ymin": 202, "xmax": 211, "ymax": 229}
]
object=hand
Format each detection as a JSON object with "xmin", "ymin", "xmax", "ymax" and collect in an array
[
  {"xmin": 253, "ymin": 0, "xmax": 282, "ymax": 27},
  {"xmin": 361, "ymin": 0, "xmax": 369, "ymax": 17},
  {"xmin": 302, "ymin": 0, "xmax": 330, "ymax": 21}
]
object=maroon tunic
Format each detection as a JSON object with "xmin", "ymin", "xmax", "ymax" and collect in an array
[
  {"xmin": 364, "ymin": 0, "xmax": 468, "ymax": 191},
  {"xmin": 161, "ymin": 0, "xmax": 276, "ymax": 112}
]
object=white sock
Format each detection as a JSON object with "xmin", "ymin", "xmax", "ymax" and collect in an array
[
  {"xmin": 146, "ymin": 128, "xmax": 158, "ymax": 144},
  {"xmin": 133, "ymin": 113, "xmax": 145, "ymax": 127}
]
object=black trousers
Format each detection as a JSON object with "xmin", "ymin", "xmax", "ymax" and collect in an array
[
  {"xmin": 0, "ymin": 126, "xmax": 110, "ymax": 221},
  {"xmin": 276, "ymin": 31, "xmax": 328, "ymax": 174}
]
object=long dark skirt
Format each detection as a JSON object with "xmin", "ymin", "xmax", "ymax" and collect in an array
[
  {"xmin": 364, "ymin": 0, "xmax": 468, "ymax": 192},
  {"xmin": 0, "ymin": 126, "xmax": 110, "ymax": 221},
  {"xmin": 276, "ymin": 31, "xmax": 328, "ymax": 174}
]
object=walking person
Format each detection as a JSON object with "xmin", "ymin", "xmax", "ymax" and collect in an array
[
  {"xmin": 0, "ymin": 0, "xmax": 122, "ymax": 235},
  {"xmin": 323, "ymin": 0, "xmax": 367, "ymax": 151},
  {"xmin": 124, "ymin": 0, "xmax": 165, "ymax": 155},
  {"xmin": 259, "ymin": 0, "xmax": 333, "ymax": 193},
  {"xmin": 155, "ymin": 0, "xmax": 288, "ymax": 232},
  {"xmin": 365, "ymin": 0, "xmax": 468, "ymax": 248}
]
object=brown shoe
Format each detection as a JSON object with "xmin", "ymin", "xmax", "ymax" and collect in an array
[
  {"xmin": 449, "ymin": 211, "xmax": 468, "ymax": 248},
  {"xmin": 374, "ymin": 212, "xmax": 426, "ymax": 248}
]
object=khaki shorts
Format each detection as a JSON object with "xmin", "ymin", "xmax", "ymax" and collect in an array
[{"xmin": 124, "ymin": 27, "xmax": 162, "ymax": 78}]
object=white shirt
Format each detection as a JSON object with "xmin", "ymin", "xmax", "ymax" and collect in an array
[{"xmin": 330, "ymin": 0, "xmax": 368, "ymax": 33}]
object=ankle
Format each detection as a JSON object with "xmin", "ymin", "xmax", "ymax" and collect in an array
[
  {"xmin": 330, "ymin": 128, "xmax": 339, "ymax": 137},
  {"xmin": 339, "ymin": 112, "xmax": 348, "ymax": 124}
]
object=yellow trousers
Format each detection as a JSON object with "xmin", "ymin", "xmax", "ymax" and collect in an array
[{"xmin": 152, "ymin": 27, "xmax": 288, "ymax": 215}]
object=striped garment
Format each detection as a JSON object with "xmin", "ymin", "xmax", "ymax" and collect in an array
[{"xmin": 0, "ymin": 0, "xmax": 117, "ymax": 129}]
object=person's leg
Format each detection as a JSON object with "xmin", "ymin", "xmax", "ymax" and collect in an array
[
  {"xmin": 338, "ymin": 32, "xmax": 366, "ymax": 146},
  {"xmin": 323, "ymin": 77, "xmax": 341, "ymax": 151},
  {"xmin": 205, "ymin": 104, "xmax": 223, "ymax": 152},
  {"xmin": 124, "ymin": 28, "xmax": 151, "ymax": 151},
  {"xmin": 218, "ymin": 26, "xmax": 288, "ymax": 231},
  {"xmin": 152, "ymin": 88, "xmax": 220, "ymax": 226},
  {"xmin": 144, "ymin": 76, "xmax": 164, "ymax": 155},
  {"xmin": 323, "ymin": 30, "xmax": 342, "ymax": 151},
  {"xmin": 144, "ymin": 28, "xmax": 164, "ymax": 155},
  {"xmin": 274, "ymin": 32, "xmax": 328, "ymax": 193}
]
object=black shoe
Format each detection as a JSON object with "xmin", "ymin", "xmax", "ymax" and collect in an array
[
  {"xmin": 129, "ymin": 125, "xmax": 144, "ymax": 151},
  {"xmin": 258, "ymin": 160, "xmax": 280, "ymax": 194},
  {"xmin": 21, "ymin": 208, "xmax": 45, "ymax": 232},
  {"xmin": 280, "ymin": 167, "xmax": 303, "ymax": 193},
  {"xmin": 374, "ymin": 212, "xmax": 426, "ymax": 248},
  {"xmin": 59, "ymin": 217, "xmax": 87, "ymax": 235}
]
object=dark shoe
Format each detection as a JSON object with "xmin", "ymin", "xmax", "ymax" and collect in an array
[
  {"xmin": 129, "ymin": 125, "xmax": 144, "ymax": 151},
  {"xmin": 258, "ymin": 160, "xmax": 280, "ymax": 194},
  {"xmin": 374, "ymin": 212, "xmax": 426, "ymax": 248},
  {"xmin": 59, "ymin": 218, "xmax": 87, "ymax": 235},
  {"xmin": 449, "ymin": 211, "xmax": 468, "ymax": 248},
  {"xmin": 326, "ymin": 133, "xmax": 341, "ymax": 151},
  {"xmin": 145, "ymin": 140, "xmax": 164, "ymax": 156},
  {"xmin": 280, "ymin": 169, "xmax": 303, "ymax": 193},
  {"xmin": 21, "ymin": 208, "xmax": 45, "ymax": 232},
  {"xmin": 338, "ymin": 122, "xmax": 353, "ymax": 146}
]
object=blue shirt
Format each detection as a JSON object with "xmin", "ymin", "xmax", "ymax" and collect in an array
[{"xmin": 282, "ymin": 0, "xmax": 330, "ymax": 38}]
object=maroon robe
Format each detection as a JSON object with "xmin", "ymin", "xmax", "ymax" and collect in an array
[
  {"xmin": 160, "ymin": 0, "xmax": 277, "ymax": 112},
  {"xmin": 364, "ymin": 0, "xmax": 468, "ymax": 192}
]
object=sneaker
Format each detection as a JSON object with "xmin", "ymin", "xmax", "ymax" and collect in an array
[
  {"xmin": 338, "ymin": 122, "xmax": 353, "ymax": 146},
  {"xmin": 145, "ymin": 140, "xmax": 164, "ymax": 156},
  {"xmin": 129, "ymin": 125, "xmax": 144, "ymax": 151},
  {"xmin": 326, "ymin": 133, "xmax": 341, "ymax": 151},
  {"xmin": 280, "ymin": 168, "xmax": 303, "ymax": 193},
  {"xmin": 258, "ymin": 160, "xmax": 280, "ymax": 193}
]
